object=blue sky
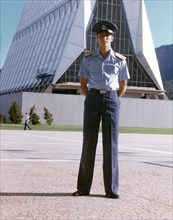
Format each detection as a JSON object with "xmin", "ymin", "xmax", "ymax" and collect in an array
[{"xmin": 0, "ymin": 0, "xmax": 173, "ymax": 68}]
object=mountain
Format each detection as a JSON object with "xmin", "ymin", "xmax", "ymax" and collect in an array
[
  {"xmin": 155, "ymin": 44, "xmax": 173, "ymax": 81},
  {"xmin": 155, "ymin": 44, "xmax": 173, "ymax": 100}
]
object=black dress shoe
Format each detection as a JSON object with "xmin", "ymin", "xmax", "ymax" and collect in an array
[
  {"xmin": 72, "ymin": 191, "xmax": 89, "ymax": 196},
  {"xmin": 106, "ymin": 193, "xmax": 119, "ymax": 199}
]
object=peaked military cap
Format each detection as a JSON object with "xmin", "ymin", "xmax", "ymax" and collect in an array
[{"xmin": 92, "ymin": 20, "xmax": 118, "ymax": 35}]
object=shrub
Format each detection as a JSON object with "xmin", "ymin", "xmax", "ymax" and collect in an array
[
  {"xmin": 8, "ymin": 101, "xmax": 23, "ymax": 124},
  {"xmin": 44, "ymin": 107, "xmax": 53, "ymax": 125},
  {"xmin": 29, "ymin": 105, "xmax": 40, "ymax": 125},
  {"xmin": 0, "ymin": 114, "xmax": 5, "ymax": 123}
]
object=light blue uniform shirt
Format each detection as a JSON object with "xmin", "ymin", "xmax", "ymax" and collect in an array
[{"xmin": 79, "ymin": 48, "xmax": 130, "ymax": 90}]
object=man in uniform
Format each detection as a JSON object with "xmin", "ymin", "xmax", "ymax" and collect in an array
[{"xmin": 73, "ymin": 20, "xmax": 130, "ymax": 199}]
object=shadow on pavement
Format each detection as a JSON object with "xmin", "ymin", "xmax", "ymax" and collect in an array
[{"xmin": 0, "ymin": 192, "xmax": 105, "ymax": 198}]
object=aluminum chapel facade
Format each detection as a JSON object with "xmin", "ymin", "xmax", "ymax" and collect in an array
[{"xmin": 0, "ymin": 0, "xmax": 166, "ymax": 99}]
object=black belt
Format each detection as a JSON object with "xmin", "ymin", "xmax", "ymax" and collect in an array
[{"xmin": 90, "ymin": 88, "xmax": 117, "ymax": 94}]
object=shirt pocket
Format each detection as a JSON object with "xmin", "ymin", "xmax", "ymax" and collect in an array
[{"xmin": 104, "ymin": 63, "xmax": 119, "ymax": 75}]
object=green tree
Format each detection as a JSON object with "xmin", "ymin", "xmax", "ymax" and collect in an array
[
  {"xmin": 163, "ymin": 80, "xmax": 173, "ymax": 100},
  {"xmin": 8, "ymin": 101, "xmax": 23, "ymax": 124},
  {"xmin": 29, "ymin": 105, "xmax": 40, "ymax": 125},
  {"xmin": 44, "ymin": 107, "xmax": 53, "ymax": 125},
  {"xmin": 0, "ymin": 114, "xmax": 5, "ymax": 123}
]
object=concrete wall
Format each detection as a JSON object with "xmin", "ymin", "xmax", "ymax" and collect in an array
[
  {"xmin": 0, "ymin": 93, "xmax": 23, "ymax": 122},
  {"xmin": 0, "ymin": 92, "xmax": 172, "ymax": 128}
]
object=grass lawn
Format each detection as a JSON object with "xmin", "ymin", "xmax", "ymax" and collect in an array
[{"xmin": 0, "ymin": 124, "xmax": 172, "ymax": 135}]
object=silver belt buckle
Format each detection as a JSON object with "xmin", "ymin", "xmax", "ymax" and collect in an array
[{"xmin": 100, "ymin": 89, "xmax": 106, "ymax": 94}]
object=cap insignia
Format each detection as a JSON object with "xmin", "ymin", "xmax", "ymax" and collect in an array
[{"xmin": 102, "ymin": 25, "xmax": 106, "ymax": 30}]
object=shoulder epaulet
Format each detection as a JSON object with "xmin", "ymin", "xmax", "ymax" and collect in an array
[
  {"xmin": 84, "ymin": 51, "xmax": 95, "ymax": 58},
  {"xmin": 114, "ymin": 52, "xmax": 126, "ymax": 60}
]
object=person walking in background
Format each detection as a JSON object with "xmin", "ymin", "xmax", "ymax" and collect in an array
[
  {"xmin": 24, "ymin": 113, "xmax": 31, "ymax": 130},
  {"xmin": 73, "ymin": 20, "xmax": 130, "ymax": 199}
]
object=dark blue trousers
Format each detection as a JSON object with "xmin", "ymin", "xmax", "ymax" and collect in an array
[
  {"xmin": 77, "ymin": 89, "xmax": 120, "ymax": 194},
  {"xmin": 24, "ymin": 120, "xmax": 31, "ymax": 130}
]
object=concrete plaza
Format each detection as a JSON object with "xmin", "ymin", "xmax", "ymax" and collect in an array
[{"xmin": 0, "ymin": 130, "xmax": 172, "ymax": 220}]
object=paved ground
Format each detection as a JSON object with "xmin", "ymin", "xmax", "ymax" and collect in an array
[{"xmin": 0, "ymin": 130, "xmax": 173, "ymax": 220}]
